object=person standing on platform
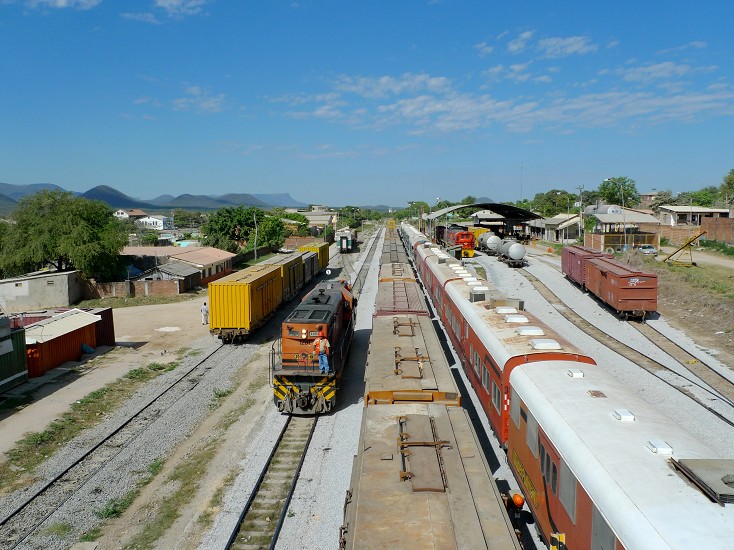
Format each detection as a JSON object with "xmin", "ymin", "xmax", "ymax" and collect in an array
[{"xmin": 201, "ymin": 302, "xmax": 209, "ymax": 325}]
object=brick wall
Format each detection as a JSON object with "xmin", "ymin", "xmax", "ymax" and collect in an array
[
  {"xmin": 702, "ymin": 217, "xmax": 734, "ymax": 244},
  {"xmin": 84, "ymin": 279, "xmax": 180, "ymax": 298}
]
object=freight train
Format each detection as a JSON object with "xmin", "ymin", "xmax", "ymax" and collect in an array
[
  {"xmin": 562, "ymin": 245, "xmax": 657, "ymax": 319},
  {"xmin": 208, "ymin": 242, "xmax": 330, "ymax": 343},
  {"xmin": 400, "ymin": 223, "xmax": 733, "ymax": 549},
  {"xmin": 340, "ymin": 223, "xmax": 522, "ymax": 549},
  {"xmin": 446, "ymin": 224, "xmax": 476, "ymax": 257},
  {"xmin": 270, "ymin": 278, "xmax": 355, "ymax": 414}
]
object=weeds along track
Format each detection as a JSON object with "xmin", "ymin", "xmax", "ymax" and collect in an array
[
  {"xmin": 226, "ymin": 415, "xmax": 317, "ymax": 550},
  {"xmin": 0, "ymin": 343, "xmax": 238, "ymax": 549},
  {"xmin": 519, "ymin": 268, "xmax": 734, "ymax": 428}
]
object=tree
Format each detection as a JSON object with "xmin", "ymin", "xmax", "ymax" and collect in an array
[
  {"xmin": 244, "ymin": 216, "xmax": 285, "ymax": 251},
  {"xmin": 201, "ymin": 206, "xmax": 257, "ymax": 252},
  {"xmin": 597, "ymin": 177, "xmax": 640, "ymax": 207},
  {"xmin": 530, "ymin": 189, "xmax": 576, "ymax": 217},
  {"xmin": 650, "ymin": 190, "xmax": 677, "ymax": 212},
  {"xmin": 719, "ymin": 169, "xmax": 734, "ymax": 206},
  {"xmin": 0, "ymin": 190, "xmax": 127, "ymax": 280}
]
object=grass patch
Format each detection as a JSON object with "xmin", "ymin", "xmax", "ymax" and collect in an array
[
  {"xmin": 44, "ymin": 522, "xmax": 73, "ymax": 537},
  {"xmin": 0, "ymin": 360, "xmax": 178, "ymax": 494},
  {"xmin": 80, "ymin": 527, "xmax": 102, "ymax": 542},
  {"xmin": 700, "ymin": 239, "xmax": 734, "ymax": 256},
  {"xmin": 198, "ymin": 468, "xmax": 239, "ymax": 528},
  {"xmin": 209, "ymin": 387, "xmax": 233, "ymax": 409},
  {"xmin": 97, "ymin": 490, "xmax": 139, "ymax": 519},
  {"xmin": 123, "ymin": 442, "xmax": 220, "ymax": 548},
  {"xmin": 473, "ymin": 266, "xmax": 487, "ymax": 281},
  {"xmin": 147, "ymin": 458, "xmax": 165, "ymax": 478}
]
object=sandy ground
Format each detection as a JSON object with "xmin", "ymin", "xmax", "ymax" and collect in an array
[{"xmin": 0, "ymin": 297, "xmax": 211, "ymax": 457}]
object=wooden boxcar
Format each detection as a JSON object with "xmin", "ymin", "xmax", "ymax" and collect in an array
[
  {"xmin": 585, "ymin": 257, "xmax": 658, "ymax": 318},
  {"xmin": 561, "ymin": 245, "xmax": 613, "ymax": 287},
  {"xmin": 208, "ymin": 264, "xmax": 283, "ymax": 342}
]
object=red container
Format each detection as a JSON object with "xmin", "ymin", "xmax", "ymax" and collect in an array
[
  {"xmin": 374, "ymin": 280, "xmax": 430, "ymax": 317},
  {"xmin": 87, "ymin": 307, "xmax": 116, "ymax": 347},
  {"xmin": 585, "ymin": 258, "xmax": 657, "ymax": 317},
  {"xmin": 26, "ymin": 314, "xmax": 97, "ymax": 378},
  {"xmin": 561, "ymin": 245, "xmax": 613, "ymax": 287}
]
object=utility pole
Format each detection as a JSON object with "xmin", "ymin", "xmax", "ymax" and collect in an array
[{"xmin": 577, "ymin": 185, "xmax": 584, "ymax": 243}]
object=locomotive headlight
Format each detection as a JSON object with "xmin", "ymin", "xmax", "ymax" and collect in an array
[{"xmin": 301, "ymin": 328, "xmax": 307, "ymax": 339}]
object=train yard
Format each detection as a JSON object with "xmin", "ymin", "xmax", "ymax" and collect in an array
[{"xmin": 0, "ymin": 222, "xmax": 732, "ymax": 549}]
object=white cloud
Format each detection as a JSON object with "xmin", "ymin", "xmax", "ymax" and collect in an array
[
  {"xmin": 474, "ymin": 41, "xmax": 493, "ymax": 57},
  {"xmin": 617, "ymin": 61, "xmax": 693, "ymax": 83},
  {"xmin": 121, "ymin": 12, "xmax": 161, "ymax": 24},
  {"xmin": 28, "ymin": 0, "xmax": 100, "ymax": 8},
  {"xmin": 172, "ymin": 86, "xmax": 226, "ymax": 113},
  {"xmin": 334, "ymin": 73, "xmax": 451, "ymax": 99},
  {"xmin": 507, "ymin": 30, "xmax": 535, "ymax": 54},
  {"xmin": 537, "ymin": 36, "xmax": 597, "ymax": 58},
  {"xmin": 154, "ymin": 0, "xmax": 207, "ymax": 17}
]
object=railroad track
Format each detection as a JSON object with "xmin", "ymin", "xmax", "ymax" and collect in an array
[
  {"xmin": 519, "ymin": 268, "xmax": 734, "ymax": 427},
  {"xmin": 226, "ymin": 415, "xmax": 317, "ymax": 549},
  {"xmin": 0, "ymin": 342, "xmax": 234, "ymax": 549}
]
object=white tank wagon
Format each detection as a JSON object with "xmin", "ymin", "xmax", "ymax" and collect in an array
[
  {"xmin": 499, "ymin": 239, "xmax": 526, "ymax": 267},
  {"xmin": 476, "ymin": 230, "xmax": 496, "ymax": 252},
  {"xmin": 484, "ymin": 234, "xmax": 502, "ymax": 255}
]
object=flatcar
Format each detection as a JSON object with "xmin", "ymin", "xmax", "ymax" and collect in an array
[
  {"xmin": 508, "ymin": 360, "xmax": 734, "ymax": 549},
  {"xmin": 340, "ymin": 403, "xmax": 521, "ymax": 549},
  {"xmin": 341, "ymin": 224, "xmax": 522, "ymax": 549},
  {"xmin": 271, "ymin": 279, "xmax": 355, "ymax": 414}
]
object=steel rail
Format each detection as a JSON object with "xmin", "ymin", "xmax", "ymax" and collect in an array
[{"xmin": 225, "ymin": 416, "xmax": 318, "ymax": 550}]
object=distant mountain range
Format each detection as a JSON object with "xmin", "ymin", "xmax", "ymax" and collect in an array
[{"xmin": 0, "ymin": 182, "xmax": 309, "ymax": 214}]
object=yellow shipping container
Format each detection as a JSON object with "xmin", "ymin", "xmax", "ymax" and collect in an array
[
  {"xmin": 468, "ymin": 226, "xmax": 490, "ymax": 240},
  {"xmin": 261, "ymin": 252, "xmax": 305, "ymax": 302},
  {"xmin": 208, "ymin": 264, "xmax": 284, "ymax": 342},
  {"xmin": 298, "ymin": 242, "xmax": 330, "ymax": 273}
]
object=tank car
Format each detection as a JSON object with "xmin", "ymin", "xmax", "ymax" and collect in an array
[
  {"xmin": 498, "ymin": 239, "xmax": 526, "ymax": 267},
  {"xmin": 271, "ymin": 279, "xmax": 355, "ymax": 414},
  {"xmin": 476, "ymin": 230, "xmax": 496, "ymax": 251},
  {"xmin": 508, "ymin": 360, "xmax": 734, "ymax": 549}
]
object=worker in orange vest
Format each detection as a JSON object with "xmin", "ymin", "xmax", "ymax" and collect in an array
[{"xmin": 314, "ymin": 331, "xmax": 331, "ymax": 374}]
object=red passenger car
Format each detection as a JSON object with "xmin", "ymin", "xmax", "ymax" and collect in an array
[{"xmin": 585, "ymin": 257, "xmax": 657, "ymax": 318}]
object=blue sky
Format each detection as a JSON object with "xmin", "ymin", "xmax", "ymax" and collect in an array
[{"xmin": 1, "ymin": 1, "xmax": 733, "ymax": 207}]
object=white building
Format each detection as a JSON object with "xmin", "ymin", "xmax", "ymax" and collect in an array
[{"xmin": 136, "ymin": 215, "xmax": 174, "ymax": 231}]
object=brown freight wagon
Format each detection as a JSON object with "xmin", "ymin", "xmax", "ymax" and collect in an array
[
  {"xmin": 561, "ymin": 245, "xmax": 613, "ymax": 288},
  {"xmin": 585, "ymin": 257, "xmax": 658, "ymax": 319}
]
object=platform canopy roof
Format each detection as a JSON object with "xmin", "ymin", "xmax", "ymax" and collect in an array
[{"xmin": 425, "ymin": 202, "xmax": 541, "ymax": 222}]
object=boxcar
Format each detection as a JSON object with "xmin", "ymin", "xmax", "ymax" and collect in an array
[
  {"xmin": 585, "ymin": 257, "xmax": 657, "ymax": 318},
  {"xmin": 561, "ymin": 245, "xmax": 612, "ymax": 288},
  {"xmin": 298, "ymin": 242, "xmax": 330, "ymax": 273},
  {"xmin": 208, "ymin": 264, "xmax": 283, "ymax": 343},
  {"xmin": 302, "ymin": 251, "xmax": 319, "ymax": 285},
  {"xmin": 261, "ymin": 252, "xmax": 305, "ymax": 302},
  {"xmin": 508, "ymin": 360, "xmax": 734, "ymax": 549},
  {"xmin": 341, "ymin": 403, "xmax": 521, "ymax": 550}
]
